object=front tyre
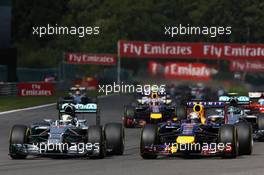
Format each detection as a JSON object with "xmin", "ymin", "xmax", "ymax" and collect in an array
[
  {"xmin": 104, "ymin": 123, "xmax": 124, "ymax": 155},
  {"xmin": 257, "ymin": 114, "xmax": 264, "ymax": 130},
  {"xmin": 235, "ymin": 122, "xmax": 253, "ymax": 155},
  {"xmin": 140, "ymin": 124, "xmax": 158, "ymax": 159},
  {"xmin": 9, "ymin": 125, "xmax": 29, "ymax": 159},
  {"xmin": 218, "ymin": 124, "xmax": 238, "ymax": 158},
  {"xmin": 87, "ymin": 125, "xmax": 105, "ymax": 158}
]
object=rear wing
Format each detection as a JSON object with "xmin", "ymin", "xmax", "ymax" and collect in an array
[
  {"xmin": 219, "ymin": 96, "xmax": 250, "ymax": 105},
  {"xmin": 58, "ymin": 102, "xmax": 100, "ymax": 125},
  {"xmin": 58, "ymin": 103, "xmax": 98, "ymax": 113},
  {"xmin": 187, "ymin": 101, "xmax": 225, "ymax": 108},
  {"xmin": 248, "ymin": 92, "xmax": 264, "ymax": 99}
]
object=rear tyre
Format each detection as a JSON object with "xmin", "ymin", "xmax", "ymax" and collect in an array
[
  {"xmin": 235, "ymin": 122, "xmax": 253, "ymax": 155},
  {"xmin": 87, "ymin": 125, "xmax": 105, "ymax": 158},
  {"xmin": 104, "ymin": 123, "xmax": 124, "ymax": 155},
  {"xmin": 257, "ymin": 114, "xmax": 264, "ymax": 130},
  {"xmin": 140, "ymin": 124, "xmax": 158, "ymax": 159},
  {"xmin": 9, "ymin": 125, "xmax": 29, "ymax": 159},
  {"xmin": 218, "ymin": 124, "xmax": 238, "ymax": 158}
]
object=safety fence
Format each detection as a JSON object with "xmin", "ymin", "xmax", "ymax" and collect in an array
[
  {"xmin": 0, "ymin": 81, "xmax": 73, "ymax": 96},
  {"xmin": 0, "ymin": 65, "xmax": 58, "ymax": 82},
  {"xmin": 0, "ymin": 82, "xmax": 17, "ymax": 96}
]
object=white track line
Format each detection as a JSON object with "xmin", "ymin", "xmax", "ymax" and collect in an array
[
  {"xmin": 0, "ymin": 103, "xmax": 56, "ymax": 115},
  {"xmin": 0, "ymin": 93, "xmax": 119, "ymax": 115}
]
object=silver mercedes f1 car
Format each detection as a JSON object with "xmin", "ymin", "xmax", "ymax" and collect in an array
[{"xmin": 9, "ymin": 101, "xmax": 124, "ymax": 159}]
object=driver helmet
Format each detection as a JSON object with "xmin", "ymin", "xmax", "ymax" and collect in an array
[
  {"xmin": 151, "ymin": 92, "xmax": 158, "ymax": 99},
  {"xmin": 61, "ymin": 114, "xmax": 73, "ymax": 121},
  {"xmin": 64, "ymin": 105, "xmax": 75, "ymax": 117},
  {"xmin": 258, "ymin": 98, "xmax": 264, "ymax": 105},
  {"xmin": 75, "ymin": 89, "xmax": 81, "ymax": 96}
]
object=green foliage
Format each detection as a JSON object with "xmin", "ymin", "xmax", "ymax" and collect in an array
[
  {"xmin": 12, "ymin": 0, "xmax": 264, "ymax": 68},
  {"xmin": 228, "ymin": 86, "xmax": 248, "ymax": 96}
]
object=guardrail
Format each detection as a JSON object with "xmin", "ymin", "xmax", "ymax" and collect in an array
[{"xmin": 0, "ymin": 82, "xmax": 17, "ymax": 96}]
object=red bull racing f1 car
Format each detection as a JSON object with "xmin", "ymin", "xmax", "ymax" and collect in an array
[{"xmin": 140, "ymin": 101, "xmax": 252, "ymax": 159}]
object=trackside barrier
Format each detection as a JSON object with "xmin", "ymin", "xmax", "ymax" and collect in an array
[{"xmin": 0, "ymin": 82, "xmax": 17, "ymax": 96}]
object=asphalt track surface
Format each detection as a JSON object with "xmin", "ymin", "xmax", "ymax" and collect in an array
[{"xmin": 1, "ymin": 95, "xmax": 264, "ymax": 175}]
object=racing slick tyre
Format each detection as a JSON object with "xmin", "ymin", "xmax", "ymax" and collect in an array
[
  {"xmin": 257, "ymin": 114, "xmax": 264, "ymax": 130},
  {"xmin": 140, "ymin": 124, "xmax": 158, "ymax": 159},
  {"xmin": 235, "ymin": 122, "xmax": 253, "ymax": 155},
  {"xmin": 218, "ymin": 124, "xmax": 238, "ymax": 158},
  {"xmin": 9, "ymin": 125, "xmax": 29, "ymax": 159},
  {"xmin": 104, "ymin": 123, "xmax": 124, "ymax": 155},
  {"xmin": 87, "ymin": 125, "xmax": 105, "ymax": 159}
]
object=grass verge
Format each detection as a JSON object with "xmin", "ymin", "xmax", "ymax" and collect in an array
[{"xmin": 0, "ymin": 90, "xmax": 100, "ymax": 112}]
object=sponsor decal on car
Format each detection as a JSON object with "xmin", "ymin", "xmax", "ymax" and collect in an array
[{"xmin": 61, "ymin": 103, "xmax": 97, "ymax": 110}]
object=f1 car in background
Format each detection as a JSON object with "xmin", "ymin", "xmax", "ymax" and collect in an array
[
  {"xmin": 167, "ymin": 84, "xmax": 192, "ymax": 105},
  {"xmin": 219, "ymin": 94, "xmax": 264, "ymax": 141},
  {"xmin": 57, "ymin": 85, "xmax": 97, "ymax": 111},
  {"xmin": 247, "ymin": 92, "xmax": 264, "ymax": 138},
  {"xmin": 9, "ymin": 101, "xmax": 124, "ymax": 159},
  {"xmin": 74, "ymin": 76, "xmax": 98, "ymax": 90},
  {"xmin": 248, "ymin": 92, "xmax": 264, "ymax": 111},
  {"xmin": 167, "ymin": 83, "xmax": 220, "ymax": 105},
  {"xmin": 247, "ymin": 91, "xmax": 264, "ymax": 113},
  {"xmin": 123, "ymin": 90, "xmax": 185, "ymax": 128},
  {"xmin": 140, "ymin": 101, "xmax": 252, "ymax": 159}
]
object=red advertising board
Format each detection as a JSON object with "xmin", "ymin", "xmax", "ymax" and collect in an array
[
  {"xmin": 229, "ymin": 60, "xmax": 264, "ymax": 72},
  {"xmin": 17, "ymin": 82, "xmax": 55, "ymax": 96},
  {"xmin": 148, "ymin": 61, "xmax": 212, "ymax": 81},
  {"xmin": 65, "ymin": 53, "xmax": 116, "ymax": 65},
  {"xmin": 74, "ymin": 77, "xmax": 98, "ymax": 90},
  {"xmin": 119, "ymin": 40, "xmax": 264, "ymax": 60}
]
